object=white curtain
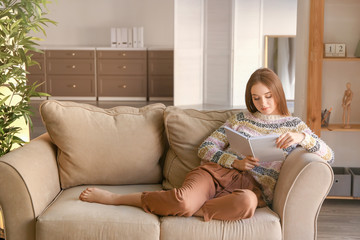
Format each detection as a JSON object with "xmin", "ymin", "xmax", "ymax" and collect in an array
[{"xmin": 267, "ymin": 37, "xmax": 295, "ymax": 100}]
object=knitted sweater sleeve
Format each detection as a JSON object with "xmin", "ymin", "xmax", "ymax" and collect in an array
[
  {"xmin": 298, "ymin": 121, "xmax": 335, "ymax": 164},
  {"xmin": 197, "ymin": 114, "xmax": 240, "ymax": 168}
]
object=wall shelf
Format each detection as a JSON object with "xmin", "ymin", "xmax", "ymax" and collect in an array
[
  {"xmin": 322, "ymin": 124, "xmax": 360, "ymax": 132},
  {"xmin": 323, "ymin": 57, "xmax": 360, "ymax": 61},
  {"xmin": 326, "ymin": 196, "xmax": 360, "ymax": 200},
  {"xmin": 307, "ymin": 0, "xmax": 360, "ymax": 136}
]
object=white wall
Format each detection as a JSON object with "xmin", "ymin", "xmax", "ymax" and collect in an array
[
  {"xmin": 322, "ymin": 131, "xmax": 360, "ymax": 167},
  {"xmin": 203, "ymin": 0, "xmax": 233, "ymax": 106},
  {"xmin": 232, "ymin": 0, "xmax": 263, "ymax": 107},
  {"xmin": 324, "ymin": 0, "xmax": 360, "ymax": 58},
  {"xmin": 262, "ymin": 0, "xmax": 297, "ymax": 36},
  {"xmin": 174, "ymin": 0, "xmax": 298, "ymax": 107},
  {"xmin": 35, "ymin": 0, "xmax": 174, "ymax": 47},
  {"xmin": 173, "ymin": 0, "xmax": 204, "ymax": 106}
]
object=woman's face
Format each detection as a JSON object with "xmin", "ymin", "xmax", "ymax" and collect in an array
[{"xmin": 251, "ymin": 83, "xmax": 280, "ymax": 115}]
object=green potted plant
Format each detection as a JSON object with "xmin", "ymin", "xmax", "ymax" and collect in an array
[{"xmin": 0, "ymin": 0, "xmax": 56, "ymax": 157}]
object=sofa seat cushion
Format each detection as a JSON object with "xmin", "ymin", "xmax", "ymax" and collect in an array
[
  {"xmin": 36, "ymin": 185, "xmax": 162, "ymax": 240},
  {"xmin": 160, "ymin": 207, "xmax": 281, "ymax": 240},
  {"xmin": 40, "ymin": 100, "xmax": 166, "ymax": 189}
]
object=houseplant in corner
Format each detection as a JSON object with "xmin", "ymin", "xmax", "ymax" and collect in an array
[{"xmin": 0, "ymin": 0, "xmax": 56, "ymax": 157}]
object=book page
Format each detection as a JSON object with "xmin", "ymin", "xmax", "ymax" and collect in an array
[
  {"xmin": 249, "ymin": 135, "xmax": 285, "ymax": 162},
  {"xmin": 225, "ymin": 126, "xmax": 285, "ymax": 162}
]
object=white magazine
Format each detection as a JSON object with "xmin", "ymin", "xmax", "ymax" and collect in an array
[{"xmin": 224, "ymin": 126, "xmax": 285, "ymax": 162}]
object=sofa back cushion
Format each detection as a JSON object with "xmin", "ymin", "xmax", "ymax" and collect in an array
[
  {"xmin": 162, "ymin": 107, "xmax": 240, "ymax": 189},
  {"xmin": 40, "ymin": 100, "xmax": 166, "ymax": 189}
]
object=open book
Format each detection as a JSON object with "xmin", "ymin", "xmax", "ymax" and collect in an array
[{"xmin": 224, "ymin": 126, "xmax": 285, "ymax": 162}]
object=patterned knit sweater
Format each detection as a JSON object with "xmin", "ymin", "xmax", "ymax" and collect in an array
[{"xmin": 198, "ymin": 111, "xmax": 334, "ymax": 205}]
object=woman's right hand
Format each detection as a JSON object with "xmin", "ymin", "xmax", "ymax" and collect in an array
[{"xmin": 232, "ymin": 156, "xmax": 259, "ymax": 171}]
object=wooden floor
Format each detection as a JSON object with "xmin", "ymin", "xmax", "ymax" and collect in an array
[
  {"xmin": 318, "ymin": 199, "xmax": 360, "ymax": 239},
  {"xmin": 28, "ymin": 100, "xmax": 360, "ymax": 239}
]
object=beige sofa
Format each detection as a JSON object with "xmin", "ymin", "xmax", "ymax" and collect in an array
[{"xmin": 0, "ymin": 101, "xmax": 333, "ymax": 240}]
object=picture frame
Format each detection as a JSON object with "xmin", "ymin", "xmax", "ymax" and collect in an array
[{"xmin": 324, "ymin": 43, "xmax": 346, "ymax": 57}]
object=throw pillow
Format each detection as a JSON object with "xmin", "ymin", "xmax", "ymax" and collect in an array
[
  {"xmin": 40, "ymin": 100, "xmax": 166, "ymax": 189},
  {"xmin": 162, "ymin": 106, "xmax": 240, "ymax": 189}
]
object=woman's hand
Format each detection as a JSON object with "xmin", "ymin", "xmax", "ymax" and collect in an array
[
  {"xmin": 276, "ymin": 132, "xmax": 305, "ymax": 149},
  {"xmin": 232, "ymin": 156, "xmax": 259, "ymax": 171}
]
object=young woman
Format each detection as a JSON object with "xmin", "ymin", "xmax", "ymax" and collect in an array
[{"xmin": 79, "ymin": 68, "xmax": 334, "ymax": 222}]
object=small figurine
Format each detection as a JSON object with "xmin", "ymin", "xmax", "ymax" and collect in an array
[{"xmin": 342, "ymin": 82, "xmax": 353, "ymax": 128}]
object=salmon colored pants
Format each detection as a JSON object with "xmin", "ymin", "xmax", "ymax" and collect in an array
[{"xmin": 141, "ymin": 162, "xmax": 266, "ymax": 221}]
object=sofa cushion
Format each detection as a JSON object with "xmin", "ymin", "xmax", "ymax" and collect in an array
[
  {"xmin": 160, "ymin": 207, "xmax": 281, "ymax": 240},
  {"xmin": 40, "ymin": 100, "xmax": 166, "ymax": 189},
  {"xmin": 162, "ymin": 107, "xmax": 240, "ymax": 189},
  {"xmin": 36, "ymin": 185, "xmax": 162, "ymax": 240}
]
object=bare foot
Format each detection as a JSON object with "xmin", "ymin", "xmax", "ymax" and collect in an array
[{"xmin": 79, "ymin": 187, "xmax": 117, "ymax": 205}]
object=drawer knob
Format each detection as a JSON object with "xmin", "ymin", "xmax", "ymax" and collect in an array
[
  {"xmin": 72, "ymin": 53, "xmax": 76, "ymax": 56},
  {"xmin": 122, "ymin": 65, "xmax": 127, "ymax": 69},
  {"xmin": 72, "ymin": 65, "xmax": 76, "ymax": 69},
  {"xmin": 120, "ymin": 85, "xmax": 127, "ymax": 89},
  {"xmin": 67, "ymin": 84, "xmax": 77, "ymax": 88},
  {"xmin": 122, "ymin": 53, "xmax": 126, "ymax": 57}
]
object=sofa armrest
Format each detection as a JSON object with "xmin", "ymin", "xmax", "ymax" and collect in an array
[
  {"xmin": 272, "ymin": 147, "xmax": 333, "ymax": 240},
  {"xmin": 0, "ymin": 133, "xmax": 61, "ymax": 240}
]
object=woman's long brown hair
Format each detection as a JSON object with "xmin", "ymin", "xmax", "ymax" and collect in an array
[{"xmin": 245, "ymin": 68, "xmax": 290, "ymax": 116}]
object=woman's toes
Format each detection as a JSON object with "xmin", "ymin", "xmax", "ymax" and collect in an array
[{"xmin": 79, "ymin": 190, "xmax": 90, "ymax": 201}]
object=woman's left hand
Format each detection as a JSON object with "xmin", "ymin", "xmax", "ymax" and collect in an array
[{"xmin": 276, "ymin": 132, "xmax": 305, "ymax": 149}]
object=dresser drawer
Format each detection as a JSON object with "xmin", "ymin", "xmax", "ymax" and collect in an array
[
  {"xmin": 148, "ymin": 50, "xmax": 173, "ymax": 59},
  {"xmin": 47, "ymin": 59, "xmax": 94, "ymax": 75},
  {"xmin": 97, "ymin": 59, "xmax": 146, "ymax": 75},
  {"xmin": 27, "ymin": 75, "xmax": 46, "ymax": 92},
  {"xmin": 148, "ymin": 59, "xmax": 173, "ymax": 75},
  {"xmin": 97, "ymin": 50, "xmax": 146, "ymax": 59},
  {"xmin": 28, "ymin": 51, "xmax": 45, "ymax": 59},
  {"xmin": 98, "ymin": 76, "xmax": 146, "ymax": 97},
  {"xmin": 47, "ymin": 75, "xmax": 95, "ymax": 96},
  {"xmin": 148, "ymin": 76, "xmax": 173, "ymax": 97},
  {"xmin": 46, "ymin": 50, "xmax": 94, "ymax": 59},
  {"xmin": 27, "ymin": 58, "xmax": 45, "ymax": 74}
]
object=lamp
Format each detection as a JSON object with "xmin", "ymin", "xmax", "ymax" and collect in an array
[{"xmin": 355, "ymin": 40, "xmax": 360, "ymax": 57}]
